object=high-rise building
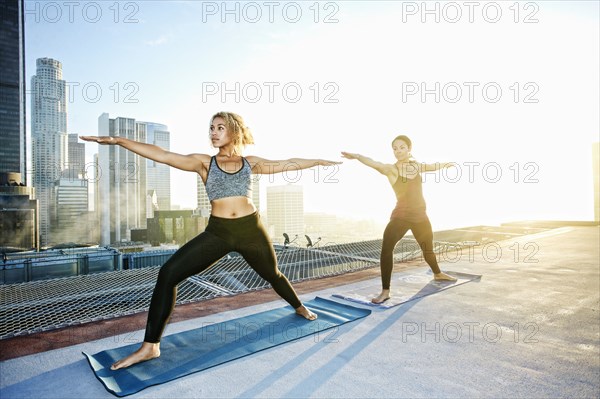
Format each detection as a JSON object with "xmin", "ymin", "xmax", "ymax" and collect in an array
[
  {"xmin": 0, "ymin": 173, "xmax": 38, "ymax": 250},
  {"xmin": 266, "ymin": 184, "xmax": 304, "ymax": 244},
  {"xmin": 97, "ymin": 113, "xmax": 147, "ymax": 245},
  {"xmin": 147, "ymin": 189, "xmax": 158, "ymax": 218},
  {"xmin": 92, "ymin": 153, "xmax": 100, "ymax": 242},
  {"xmin": 0, "ymin": 1, "xmax": 38, "ymax": 249},
  {"xmin": 138, "ymin": 121, "xmax": 171, "ymax": 211},
  {"xmin": 0, "ymin": 0, "xmax": 26, "ymax": 181},
  {"xmin": 31, "ymin": 58, "xmax": 68, "ymax": 245},
  {"xmin": 66, "ymin": 134, "xmax": 85, "ymax": 178},
  {"xmin": 53, "ymin": 177, "xmax": 89, "ymax": 242}
]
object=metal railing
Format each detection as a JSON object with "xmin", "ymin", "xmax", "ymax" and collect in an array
[{"xmin": 0, "ymin": 238, "xmax": 463, "ymax": 339}]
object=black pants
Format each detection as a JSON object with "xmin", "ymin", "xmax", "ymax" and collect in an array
[
  {"xmin": 380, "ymin": 217, "xmax": 441, "ymax": 289},
  {"xmin": 144, "ymin": 212, "xmax": 302, "ymax": 343}
]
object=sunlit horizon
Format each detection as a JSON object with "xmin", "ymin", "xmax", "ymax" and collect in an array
[{"xmin": 24, "ymin": 1, "xmax": 599, "ymax": 232}]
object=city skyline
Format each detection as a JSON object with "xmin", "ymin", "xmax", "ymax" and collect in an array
[
  {"xmin": 22, "ymin": 52, "xmax": 378, "ymax": 246},
  {"xmin": 20, "ymin": 1, "xmax": 600, "ymax": 233}
]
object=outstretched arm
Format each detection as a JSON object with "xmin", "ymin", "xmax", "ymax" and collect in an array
[
  {"xmin": 246, "ymin": 156, "xmax": 341, "ymax": 175},
  {"xmin": 341, "ymin": 152, "xmax": 394, "ymax": 175},
  {"xmin": 79, "ymin": 136, "xmax": 207, "ymax": 173}
]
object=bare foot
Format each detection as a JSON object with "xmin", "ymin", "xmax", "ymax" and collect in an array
[
  {"xmin": 295, "ymin": 305, "xmax": 318, "ymax": 320},
  {"xmin": 434, "ymin": 272, "xmax": 458, "ymax": 281},
  {"xmin": 371, "ymin": 289, "xmax": 391, "ymax": 304},
  {"xmin": 110, "ymin": 342, "xmax": 161, "ymax": 370}
]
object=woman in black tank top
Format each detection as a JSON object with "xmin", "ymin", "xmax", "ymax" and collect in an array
[{"xmin": 342, "ymin": 135, "xmax": 457, "ymax": 304}]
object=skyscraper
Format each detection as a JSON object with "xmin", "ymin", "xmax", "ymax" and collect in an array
[
  {"xmin": 66, "ymin": 133, "xmax": 85, "ymax": 178},
  {"xmin": 53, "ymin": 177, "xmax": 89, "ymax": 242},
  {"xmin": 138, "ymin": 121, "xmax": 171, "ymax": 210},
  {"xmin": 0, "ymin": 0, "xmax": 26, "ymax": 181},
  {"xmin": 0, "ymin": 1, "xmax": 37, "ymax": 250},
  {"xmin": 266, "ymin": 184, "xmax": 304, "ymax": 244},
  {"xmin": 48, "ymin": 134, "xmax": 90, "ymax": 243},
  {"xmin": 97, "ymin": 113, "xmax": 147, "ymax": 245},
  {"xmin": 31, "ymin": 58, "xmax": 68, "ymax": 245}
]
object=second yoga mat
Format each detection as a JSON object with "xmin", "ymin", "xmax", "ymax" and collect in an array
[{"xmin": 333, "ymin": 270, "xmax": 482, "ymax": 308}]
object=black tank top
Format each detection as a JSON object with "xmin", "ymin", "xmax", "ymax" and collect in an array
[{"xmin": 390, "ymin": 164, "xmax": 428, "ymax": 221}]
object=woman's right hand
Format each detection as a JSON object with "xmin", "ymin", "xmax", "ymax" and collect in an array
[
  {"xmin": 340, "ymin": 151, "xmax": 360, "ymax": 160},
  {"xmin": 79, "ymin": 136, "xmax": 119, "ymax": 145}
]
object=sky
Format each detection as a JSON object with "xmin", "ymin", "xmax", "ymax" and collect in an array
[{"xmin": 24, "ymin": 0, "xmax": 599, "ymax": 230}]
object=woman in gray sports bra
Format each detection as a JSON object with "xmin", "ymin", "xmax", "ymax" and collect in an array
[{"xmin": 81, "ymin": 111, "xmax": 340, "ymax": 370}]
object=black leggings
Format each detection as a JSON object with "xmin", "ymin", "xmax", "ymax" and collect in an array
[
  {"xmin": 144, "ymin": 212, "xmax": 302, "ymax": 343},
  {"xmin": 380, "ymin": 217, "xmax": 441, "ymax": 289}
]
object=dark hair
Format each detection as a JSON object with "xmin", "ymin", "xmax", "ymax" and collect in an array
[{"xmin": 391, "ymin": 135, "xmax": 412, "ymax": 150}]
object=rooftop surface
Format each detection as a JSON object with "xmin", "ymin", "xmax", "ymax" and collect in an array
[{"xmin": 1, "ymin": 224, "xmax": 599, "ymax": 398}]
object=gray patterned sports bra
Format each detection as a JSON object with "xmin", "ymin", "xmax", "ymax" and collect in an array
[{"xmin": 205, "ymin": 156, "xmax": 253, "ymax": 201}]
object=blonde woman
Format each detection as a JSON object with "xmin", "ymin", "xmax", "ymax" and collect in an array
[{"xmin": 81, "ymin": 111, "xmax": 340, "ymax": 369}]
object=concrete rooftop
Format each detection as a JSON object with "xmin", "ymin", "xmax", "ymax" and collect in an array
[{"xmin": 1, "ymin": 224, "xmax": 599, "ymax": 398}]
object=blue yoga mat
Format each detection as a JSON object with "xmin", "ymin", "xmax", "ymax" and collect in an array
[
  {"xmin": 83, "ymin": 297, "xmax": 371, "ymax": 397},
  {"xmin": 333, "ymin": 270, "xmax": 481, "ymax": 308}
]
